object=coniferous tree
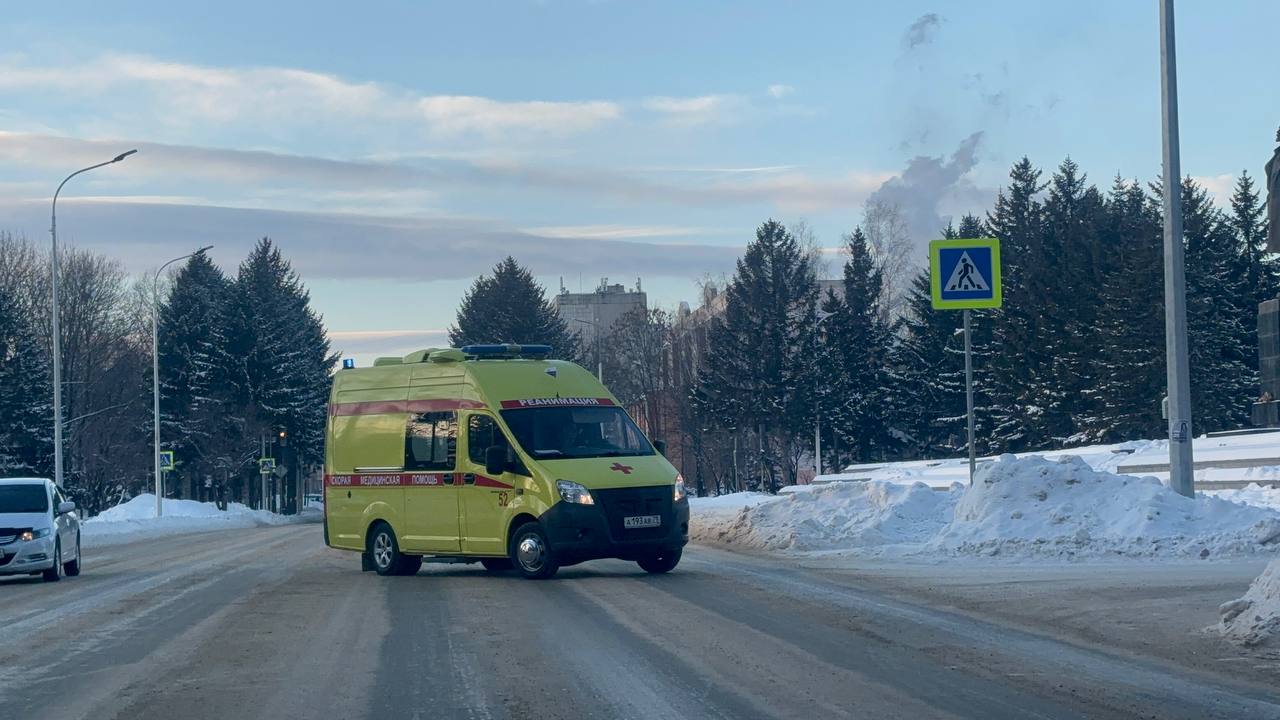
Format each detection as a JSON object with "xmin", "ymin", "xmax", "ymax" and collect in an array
[
  {"xmin": 157, "ymin": 249, "xmax": 239, "ymax": 497},
  {"xmin": 449, "ymin": 257, "xmax": 579, "ymax": 360},
  {"xmin": 232, "ymin": 238, "xmax": 336, "ymax": 475},
  {"xmin": 1080, "ymin": 177, "xmax": 1166, "ymax": 442},
  {"xmin": 985, "ymin": 158, "xmax": 1050, "ymax": 452},
  {"xmin": 0, "ymin": 293, "xmax": 51, "ymax": 475},
  {"xmin": 1041, "ymin": 159, "xmax": 1108, "ymax": 443},
  {"xmin": 694, "ymin": 220, "xmax": 817, "ymax": 489},
  {"xmin": 1181, "ymin": 178, "xmax": 1254, "ymax": 432},
  {"xmin": 891, "ymin": 268, "xmax": 964, "ymax": 456},
  {"xmin": 822, "ymin": 227, "xmax": 896, "ymax": 462},
  {"xmin": 1229, "ymin": 171, "xmax": 1280, "ymax": 309}
]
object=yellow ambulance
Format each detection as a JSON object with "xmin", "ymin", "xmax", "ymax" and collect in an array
[{"xmin": 323, "ymin": 344, "xmax": 689, "ymax": 579}]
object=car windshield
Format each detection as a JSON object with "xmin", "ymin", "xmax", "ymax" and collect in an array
[
  {"xmin": 0, "ymin": 484, "xmax": 48, "ymax": 513},
  {"xmin": 500, "ymin": 406, "xmax": 655, "ymax": 460}
]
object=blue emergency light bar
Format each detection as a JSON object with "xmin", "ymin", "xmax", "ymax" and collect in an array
[
  {"xmin": 460, "ymin": 344, "xmax": 553, "ymax": 358},
  {"xmin": 342, "ymin": 358, "xmax": 356, "ymax": 369}
]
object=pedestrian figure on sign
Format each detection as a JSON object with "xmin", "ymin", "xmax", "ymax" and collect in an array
[{"xmin": 951, "ymin": 256, "xmax": 976, "ymax": 290}]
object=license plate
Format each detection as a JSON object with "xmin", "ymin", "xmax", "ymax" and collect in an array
[{"xmin": 624, "ymin": 515, "xmax": 661, "ymax": 529}]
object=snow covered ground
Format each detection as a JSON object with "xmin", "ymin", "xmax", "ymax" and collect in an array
[
  {"xmin": 81, "ymin": 494, "xmax": 313, "ymax": 547},
  {"xmin": 1219, "ymin": 556, "xmax": 1280, "ymax": 650},
  {"xmin": 824, "ymin": 432, "xmax": 1280, "ymax": 489},
  {"xmin": 692, "ymin": 454, "xmax": 1280, "ymax": 562}
]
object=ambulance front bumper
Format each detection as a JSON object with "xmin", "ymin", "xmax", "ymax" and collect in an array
[{"xmin": 542, "ymin": 487, "xmax": 689, "ymax": 564}]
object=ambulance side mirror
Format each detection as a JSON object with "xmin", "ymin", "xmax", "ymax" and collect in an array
[
  {"xmin": 485, "ymin": 446, "xmax": 507, "ymax": 476},
  {"xmin": 653, "ymin": 439, "xmax": 667, "ymax": 456}
]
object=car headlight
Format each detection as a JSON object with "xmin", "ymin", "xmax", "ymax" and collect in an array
[
  {"xmin": 674, "ymin": 474, "xmax": 687, "ymax": 502},
  {"xmin": 556, "ymin": 480, "xmax": 595, "ymax": 505},
  {"xmin": 19, "ymin": 528, "xmax": 51, "ymax": 542}
]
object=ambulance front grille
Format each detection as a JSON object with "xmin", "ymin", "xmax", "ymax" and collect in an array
[{"xmin": 594, "ymin": 486, "xmax": 673, "ymax": 542}]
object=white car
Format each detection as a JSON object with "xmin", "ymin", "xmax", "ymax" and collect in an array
[{"xmin": 0, "ymin": 478, "xmax": 81, "ymax": 582}]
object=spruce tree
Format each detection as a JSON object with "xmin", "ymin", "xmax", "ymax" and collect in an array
[
  {"xmin": 0, "ymin": 294, "xmax": 51, "ymax": 475},
  {"xmin": 449, "ymin": 257, "xmax": 579, "ymax": 360},
  {"xmin": 232, "ymin": 238, "xmax": 336, "ymax": 472},
  {"xmin": 1229, "ymin": 171, "xmax": 1280, "ymax": 308},
  {"xmin": 693, "ymin": 220, "xmax": 817, "ymax": 489},
  {"xmin": 1080, "ymin": 177, "xmax": 1165, "ymax": 442},
  {"xmin": 892, "ymin": 268, "xmax": 965, "ymax": 456},
  {"xmin": 1181, "ymin": 178, "xmax": 1254, "ymax": 432},
  {"xmin": 822, "ymin": 227, "xmax": 896, "ymax": 462},
  {"xmin": 1041, "ymin": 159, "xmax": 1108, "ymax": 444},
  {"xmin": 985, "ymin": 158, "xmax": 1050, "ymax": 452},
  {"xmin": 157, "ymin": 249, "xmax": 239, "ymax": 496}
]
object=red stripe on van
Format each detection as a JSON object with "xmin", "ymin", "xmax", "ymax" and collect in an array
[
  {"xmin": 474, "ymin": 476, "xmax": 514, "ymax": 489},
  {"xmin": 329, "ymin": 399, "xmax": 487, "ymax": 417},
  {"xmin": 324, "ymin": 473, "xmax": 456, "ymax": 487}
]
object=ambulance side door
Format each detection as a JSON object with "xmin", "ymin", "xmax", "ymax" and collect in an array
[
  {"xmin": 459, "ymin": 412, "xmax": 523, "ymax": 555},
  {"xmin": 400, "ymin": 411, "xmax": 461, "ymax": 554}
]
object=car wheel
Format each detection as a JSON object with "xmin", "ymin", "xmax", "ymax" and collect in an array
[
  {"xmin": 368, "ymin": 523, "xmax": 399, "ymax": 576},
  {"xmin": 637, "ymin": 548, "xmax": 682, "ymax": 574},
  {"xmin": 480, "ymin": 557, "xmax": 513, "ymax": 572},
  {"xmin": 42, "ymin": 539, "xmax": 62, "ymax": 582},
  {"xmin": 64, "ymin": 535, "xmax": 81, "ymax": 577},
  {"xmin": 509, "ymin": 522, "xmax": 559, "ymax": 580}
]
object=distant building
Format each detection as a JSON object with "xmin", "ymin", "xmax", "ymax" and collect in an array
[{"xmin": 553, "ymin": 278, "xmax": 647, "ymax": 346}]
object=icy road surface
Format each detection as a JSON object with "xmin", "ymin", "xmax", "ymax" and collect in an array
[{"xmin": 1, "ymin": 525, "xmax": 1278, "ymax": 719}]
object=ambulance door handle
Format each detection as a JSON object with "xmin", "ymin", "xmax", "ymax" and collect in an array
[{"xmin": 462, "ymin": 474, "xmax": 476, "ymax": 485}]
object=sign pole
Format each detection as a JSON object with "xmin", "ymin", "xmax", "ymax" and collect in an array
[
  {"xmin": 1159, "ymin": 0, "xmax": 1195, "ymax": 498},
  {"xmin": 964, "ymin": 309, "xmax": 976, "ymax": 486}
]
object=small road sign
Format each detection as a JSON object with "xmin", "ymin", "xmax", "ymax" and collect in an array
[
  {"xmin": 930, "ymin": 238, "xmax": 1002, "ymax": 310},
  {"xmin": 159, "ymin": 451, "xmax": 175, "ymax": 471},
  {"xmin": 259, "ymin": 457, "xmax": 276, "ymax": 475}
]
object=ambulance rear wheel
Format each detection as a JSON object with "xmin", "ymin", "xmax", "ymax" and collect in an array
[
  {"xmin": 637, "ymin": 548, "xmax": 682, "ymax": 574},
  {"xmin": 509, "ymin": 522, "xmax": 559, "ymax": 580},
  {"xmin": 369, "ymin": 522, "xmax": 417, "ymax": 577}
]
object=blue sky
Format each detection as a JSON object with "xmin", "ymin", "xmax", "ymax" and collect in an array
[{"xmin": 1, "ymin": 1, "xmax": 1276, "ymax": 363}]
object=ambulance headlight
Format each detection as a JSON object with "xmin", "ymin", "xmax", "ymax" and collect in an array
[
  {"xmin": 673, "ymin": 474, "xmax": 687, "ymax": 503},
  {"xmin": 556, "ymin": 480, "xmax": 595, "ymax": 505}
]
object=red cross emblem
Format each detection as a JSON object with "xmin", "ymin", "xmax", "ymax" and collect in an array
[{"xmin": 609, "ymin": 462, "xmax": 634, "ymax": 474}]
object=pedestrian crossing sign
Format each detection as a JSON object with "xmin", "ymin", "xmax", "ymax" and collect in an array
[
  {"xmin": 159, "ymin": 451, "xmax": 175, "ymax": 471},
  {"xmin": 930, "ymin": 238, "xmax": 1002, "ymax": 310}
]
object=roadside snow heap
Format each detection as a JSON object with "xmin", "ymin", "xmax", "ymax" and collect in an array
[
  {"xmin": 82, "ymin": 494, "xmax": 292, "ymax": 547},
  {"xmin": 1219, "ymin": 557, "xmax": 1280, "ymax": 649},
  {"xmin": 692, "ymin": 455, "xmax": 1280, "ymax": 560}
]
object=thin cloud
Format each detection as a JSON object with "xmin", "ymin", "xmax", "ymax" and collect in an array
[
  {"xmin": 643, "ymin": 94, "xmax": 745, "ymax": 125},
  {"xmin": 0, "ymin": 53, "xmax": 621, "ymax": 139},
  {"xmin": 767, "ymin": 84, "xmax": 795, "ymax": 99}
]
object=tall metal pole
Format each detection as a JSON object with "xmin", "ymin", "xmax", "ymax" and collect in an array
[
  {"xmin": 964, "ymin": 309, "xmax": 976, "ymax": 486},
  {"xmin": 1160, "ymin": 0, "xmax": 1195, "ymax": 498},
  {"xmin": 48, "ymin": 150, "xmax": 137, "ymax": 488},
  {"xmin": 152, "ymin": 246, "xmax": 213, "ymax": 518}
]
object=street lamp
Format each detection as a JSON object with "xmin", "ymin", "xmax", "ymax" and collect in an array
[
  {"xmin": 152, "ymin": 245, "xmax": 214, "ymax": 518},
  {"xmin": 572, "ymin": 317, "xmax": 604, "ymax": 382},
  {"xmin": 49, "ymin": 149, "xmax": 137, "ymax": 488},
  {"xmin": 813, "ymin": 308, "xmax": 835, "ymax": 478}
]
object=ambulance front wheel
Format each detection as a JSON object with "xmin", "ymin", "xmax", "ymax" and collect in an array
[{"xmin": 509, "ymin": 522, "xmax": 559, "ymax": 580}]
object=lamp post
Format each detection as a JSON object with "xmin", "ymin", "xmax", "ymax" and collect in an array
[
  {"xmin": 152, "ymin": 245, "xmax": 214, "ymax": 518},
  {"xmin": 49, "ymin": 149, "xmax": 137, "ymax": 488},
  {"xmin": 813, "ymin": 308, "xmax": 835, "ymax": 478}
]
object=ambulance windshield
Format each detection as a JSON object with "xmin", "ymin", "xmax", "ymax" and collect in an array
[{"xmin": 501, "ymin": 406, "xmax": 655, "ymax": 460}]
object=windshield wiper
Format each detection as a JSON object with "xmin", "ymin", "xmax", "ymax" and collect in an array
[{"xmin": 531, "ymin": 449, "xmax": 564, "ymax": 457}]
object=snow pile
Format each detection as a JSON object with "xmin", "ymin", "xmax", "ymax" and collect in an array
[
  {"xmin": 692, "ymin": 481, "xmax": 951, "ymax": 552},
  {"xmin": 1219, "ymin": 556, "xmax": 1280, "ymax": 649},
  {"xmin": 1206, "ymin": 484, "xmax": 1280, "ymax": 513},
  {"xmin": 692, "ymin": 455, "xmax": 1280, "ymax": 560},
  {"xmin": 83, "ymin": 494, "xmax": 297, "ymax": 547}
]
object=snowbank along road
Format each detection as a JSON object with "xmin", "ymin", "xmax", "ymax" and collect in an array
[{"xmin": 1, "ymin": 525, "xmax": 1278, "ymax": 720}]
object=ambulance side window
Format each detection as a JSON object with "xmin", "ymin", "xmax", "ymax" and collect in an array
[{"xmin": 405, "ymin": 411, "xmax": 457, "ymax": 471}]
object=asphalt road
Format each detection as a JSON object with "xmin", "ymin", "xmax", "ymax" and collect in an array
[{"xmin": 2, "ymin": 525, "xmax": 1278, "ymax": 720}]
